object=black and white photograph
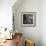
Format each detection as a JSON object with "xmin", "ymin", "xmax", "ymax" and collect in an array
[
  {"xmin": 21, "ymin": 12, "xmax": 36, "ymax": 27},
  {"xmin": 23, "ymin": 14, "xmax": 33, "ymax": 24}
]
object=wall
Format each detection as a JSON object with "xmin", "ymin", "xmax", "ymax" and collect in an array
[
  {"xmin": 0, "ymin": 0, "xmax": 16, "ymax": 29},
  {"xmin": 13, "ymin": 0, "xmax": 41, "ymax": 46},
  {"xmin": 41, "ymin": 0, "xmax": 46, "ymax": 46}
]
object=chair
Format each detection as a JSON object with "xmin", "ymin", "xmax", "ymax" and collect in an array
[{"xmin": 25, "ymin": 40, "xmax": 35, "ymax": 46}]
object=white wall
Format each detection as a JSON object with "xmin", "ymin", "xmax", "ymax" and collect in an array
[
  {"xmin": 13, "ymin": 0, "xmax": 41, "ymax": 46},
  {"xmin": 0, "ymin": 0, "xmax": 16, "ymax": 29},
  {"xmin": 41, "ymin": 0, "xmax": 46, "ymax": 46},
  {"xmin": 13, "ymin": 0, "xmax": 46, "ymax": 46}
]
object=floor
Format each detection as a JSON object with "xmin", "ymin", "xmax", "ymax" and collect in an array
[
  {"xmin": 0, "ymin": 39, "xmax": 16, "ymax": 46},
  {"xmin": 0, "ymin": 33, "xmax": 23, "ymax": 46}
]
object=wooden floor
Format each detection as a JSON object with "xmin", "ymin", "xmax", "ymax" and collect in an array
[
  {"xmin": 0, "ymin": 39, "xmax": 16, "ymax": 46},
  {"xmin": 0, "ymin": 33, "xmax": 23, "ymax": 46}
]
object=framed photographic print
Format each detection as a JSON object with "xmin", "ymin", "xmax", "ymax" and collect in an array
[{"xmin": 21, "ymin": 12, "xmax": 36, "ymax": 27}]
